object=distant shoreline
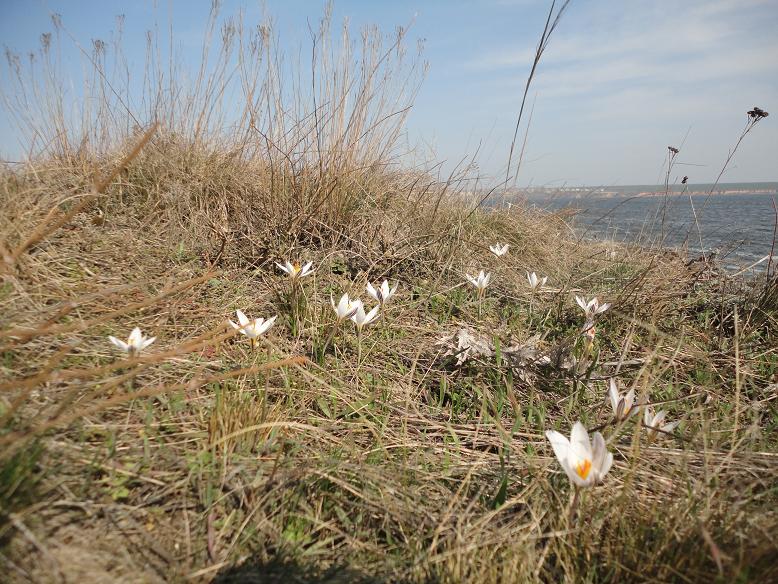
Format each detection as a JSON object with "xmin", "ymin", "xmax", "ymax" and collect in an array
[
  {"xmin": 581, "ymin": 189, "xmax": 778, "ymax": 198},
  {"xmin": 511, "ymin": 187, "xmax": 778, "ymax": 201}
]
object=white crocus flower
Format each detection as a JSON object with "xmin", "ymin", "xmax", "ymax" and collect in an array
[
  {"xmin": 350, "ymin": 300, "xmax": 380, "ymax": 332},
  {"xmin": 466, "ymin": 270, "xmax": 492, "ymax": 295},
  {"xmin": 643, "ymin": 406, "xmax": 679, "ymax": 441},
  {"xmin": 366, "ymin": 280, "xmax": 398, "ymax": 305},
  {"xmin": 276, "ymin": 260, "xmax": 314, "ymax": 280},
  {"xmin": 108, "ymin": 327, "xmax": 156, "ymax": 356},
  {"xmin": 526, "ymin": 271, "xmax": 548, "ymax": 290},
  {"xmin": 545, "ymin": 422, "xmax": 614, "ymax": 488},
  {"xmin": 489, "ymin": 243, "xmax": 510, "ymax": 257},
  {"xmin": 331, "ymin": 293, "xmax": 359, "ymax": 322},
  {"xmin": 575, "ymin": 295, "xmax": 611, "ymax": 319},
  {"xmin": 608, "ymin": 378, "xmax": 636, "ymax": 421},
  {"xmin": 229, "ymin": 310, "xmax": 277, "ymax": 348}
]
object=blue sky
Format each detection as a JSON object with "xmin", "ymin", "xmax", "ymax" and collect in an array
[{"xmin": 1, "ymin": 0, "xmax": 776, "ymax": 185}]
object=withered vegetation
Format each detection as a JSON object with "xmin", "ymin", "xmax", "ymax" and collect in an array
[{"xmin": 1, "ymin": 6, "xmax": 776, "ymax": 583}]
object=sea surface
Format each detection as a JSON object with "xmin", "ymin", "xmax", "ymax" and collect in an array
[{"xmin": 528, "ymin": 185, "xmax": 777, "ymax": 272}]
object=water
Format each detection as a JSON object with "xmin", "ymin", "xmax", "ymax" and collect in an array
[{"xmin": 527, "ymin": 186, "xmax": 777, "ymax": 271}]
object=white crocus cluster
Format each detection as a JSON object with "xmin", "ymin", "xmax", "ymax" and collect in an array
[
  {"xmin": 276, "ymin": 260, "xmax": 314, "ymax": 280},
  {"xmin": 98, "ymin": 236, "xmax": 692, "ymax": 522},
  {"xmin": 366, "ymin": 280, "xmax": 398, "ymax": 306},
  {"xmin": 466, "ymin": 270, "xmax": 492, "ymax": 296},
  {"xmin": 643, "ymin": 406, "xmax": 680, "ymax": 441},
  {"xmin": 575, "ymin": 296, "xmax": 611, "ymax": 319},
  {"xmin": 350, "ymin": 299, "xmax": 380, "ymax": 333},
  {"xmin": 331, "ymin": 293, "xmax": 360, "ymax": 322},
  {"xmin": 489, "ymin": 243, "xmax": 509, "ymax": 257},
  {"xmin": 331, "ymin": 292, "xmax": 381, "ymax": 332},
  {"xmin": 608, "ymin": 378, "xmax": 636, "ymax": 421},
  {"xmin": 526, "ymin": 271, "xmax": 548, "ymax": 291},
  {"xmin": 229, "ymin": 310, "xmax": 277, "ymax": 348},
  {"xmin": 108, "ymin": 327, "xmax": 156, "ymax": 356},
  {"xmin": 545, "ymin": 422, "xmax": 614, "ymax": 488}
]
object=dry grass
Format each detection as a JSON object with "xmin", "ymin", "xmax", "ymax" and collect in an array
[{"xmin": 1, "ymin": 5, "xmax": 777, "ymax": 583}]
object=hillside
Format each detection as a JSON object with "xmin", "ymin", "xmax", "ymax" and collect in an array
[{"xmin": 1, "ymin": 9, "xmax": 777, "ymax": 583}]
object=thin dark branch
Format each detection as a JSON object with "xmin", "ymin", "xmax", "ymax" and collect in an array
[{"xmin": 504, "ymin": 0, "xmax": 571, "ymax": 188}]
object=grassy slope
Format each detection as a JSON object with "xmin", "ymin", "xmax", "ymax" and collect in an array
[{"xmin": 0, "ymin": 141, "xmax": 777, "ymax": 583}]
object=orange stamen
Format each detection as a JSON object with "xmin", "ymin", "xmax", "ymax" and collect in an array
[{"xmin": 575, "ymin": 459, "xmax": 592, "ymax": 479}]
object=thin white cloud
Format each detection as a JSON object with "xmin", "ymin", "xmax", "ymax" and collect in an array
[
  {"xmin": 470, "ymin": 0, "xmax": 777, "ymax": 78},
  {"xmin": 452, "ymin": 0, "xmax": 778, "ymax": 183},
  {"xmin": 468, "ymin": 0, "xmax": 778, "ymax": 109}
]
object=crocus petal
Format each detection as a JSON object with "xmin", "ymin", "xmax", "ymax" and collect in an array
[
  {"xmin": 343, "ymin": 295, "xmax": 357, "ymax": 318},
  {"xmin": 608, "ymin": 379, "xmax": 620, "ymax": 414},
  {"xmin": 351, "ymin": 303, "xmax": 366, "ymax": 325},
  {"xmin": 236, "ymin": 310, "xmax": 250, "ymax": 327},
  {"xmin": 568, "ymin": 468, "xmax": 590, "ymax": 487},
  {"xmin": 389, "ymin": 282, "xmax": 398, "ymax": 299},
  {"xmin": 592, "ymin": 432, "xmax": 613, "ymax": 480},
  {"xmin": 591, "ymin": 432, "xmax": 608, "ymax": 469},
  {"xmin": 643, "ymin": 406, "xmax": 653, "ymax": 427},
  {"xmin": 366, "ymin": 282, "xmax": 378, "ymax": 302},
  {"xmin": 257, "ymin": 315, "xmax": 277, "ymax": 335},
  {"xmin": 128, "ymin": 327, "xmax": 143, "ymax": 346},
  {"xmin": 141, "ymin": 336, "xmax": 156, "ymax": 350},
  {"xmin": 364, "ymin": 305, "xmax": 380, "ymax": 325},
  {"xmin": 545, "ymin": 430, "xmax": 570, "ymax": 467},
  {"xmin": 108, "ymin": 336, "xmax": 129, "ymax": 352},
  {"xmin": 597, "ymin": 302, "xmax": 611, "ymax": 314},
  {"xmin": 575, "ymin": 296, "xmax": 588, "ymax": 311},
  {"xmin": 662, "ymin": 421, "xmax": 680, "ymax": 434},
  {"xmin": 569, "ymin": 422, "xmax": 593, "ymax": 475},
  {"xmin": 624, "ymin": 388, "xmax": 636, "ymax": 414}
]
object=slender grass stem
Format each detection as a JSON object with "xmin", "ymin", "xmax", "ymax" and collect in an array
[
  {"xmin": 321, "ymin": 322, "xmax": 339, "ymax": 358},
  {"xmin": 569, "ymin": 487, "xmax": 581, "ymax": 526}
]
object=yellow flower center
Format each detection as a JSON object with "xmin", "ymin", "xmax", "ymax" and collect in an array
[
  {"xmin": 575, "ymin": 459, "xmax": 592, "ymax": 480},
  {"xmin": 292, "ymin": 263, "xmax": 301, "ymax": 274}
]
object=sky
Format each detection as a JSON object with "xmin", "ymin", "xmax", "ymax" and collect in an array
[{"xmin": 0, "ymin": 0, "xmax": 776, "ymax": 186}]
